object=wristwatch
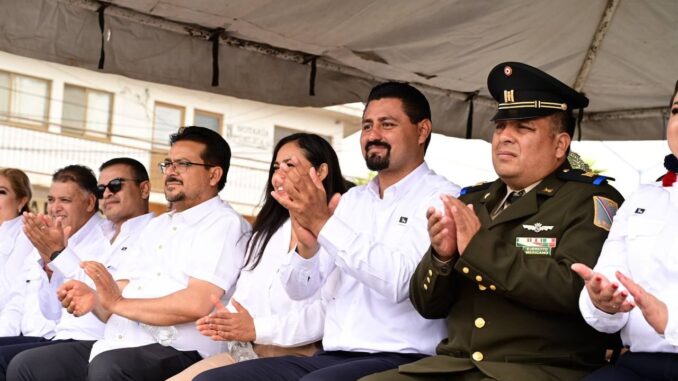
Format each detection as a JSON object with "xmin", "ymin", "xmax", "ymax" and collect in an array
[{"xmin": 49, "ymin": 248, "xmax": 64, "ymax": 261}]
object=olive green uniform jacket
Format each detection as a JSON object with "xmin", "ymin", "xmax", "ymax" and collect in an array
[{"xmin": 401, "ymin": 165, "xmax": 624, "ymax": 381}]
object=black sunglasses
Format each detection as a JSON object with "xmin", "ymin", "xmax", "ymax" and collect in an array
[{"xmin": 96, "ymin": 178, "xmax": 141, "ymax": 199}]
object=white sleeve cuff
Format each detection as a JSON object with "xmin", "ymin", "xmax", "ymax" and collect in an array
[
  {"xmin": 579, "ymin": 289, "xmax": 627, "ymax": 333},
  {"xmin": 47, "ymin": 247, "xmax": 80, "ymax": 278},
  {"xmin": 253, "ymin": 315, "xmax": 276, "ymax": 345}
]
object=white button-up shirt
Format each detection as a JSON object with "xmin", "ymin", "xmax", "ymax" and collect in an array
[
  {"xmin": 40, "ymin": 212, "xmax": 154, "ymax": 341},
  {"xmin": 90, "ymin": 197, "xmax": 250, "ymax": 360},
  {"xmin": 580, "ymin": 182, "xmax": 678, "ymax": 353},
  {"xmin": 280, "ymin": 162, "xmax": 460, "ymax": 355},
  {"xmin": 231, "ymin": 219, "xmax": 337, "ymax": 346},
  {"xmin": 0, "ymin": 216, "xmax": 30, "ymax": 305},
  {"xmin": 0, "ymin": 216, "xmax": 52, "ymax": 337}
]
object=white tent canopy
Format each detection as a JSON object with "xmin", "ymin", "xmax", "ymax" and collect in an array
[{"xmin": 1, "ymin": 0, "xmax": 676, "ymax": 141}]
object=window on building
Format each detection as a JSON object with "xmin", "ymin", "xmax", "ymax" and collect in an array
[
  {"xmin": 194, "ymin": 109, "xmax": 222, "ymax": 134},
  {"xmin": 0, "ymin": 70, "xmax": 50, "ymax": 126},
  {"xmin": 153, "ymin": 102, "xmax": 185, "ymax": 147},
  {"xmin": 61, "ymin": 84, "xmax": 113, "ymax": 139}
]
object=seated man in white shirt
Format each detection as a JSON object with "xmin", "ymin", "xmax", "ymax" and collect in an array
[
  {"xmin": 0, "ymin": 159, "xmax": 153, "ymax": 381},
  {"xmin": 194, "ymin": 83, "xmax": 460, "ymax": 381},
  {"xmin": 9, "ymin": 127, "xmax": 250, "ymax": 381}
]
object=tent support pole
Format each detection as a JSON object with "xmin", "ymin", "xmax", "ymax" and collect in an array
[{"xmin": 573, "ymin": 0, "xmax": 620, "ymax": 92}]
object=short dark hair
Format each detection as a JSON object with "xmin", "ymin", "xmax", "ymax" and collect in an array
[
  {"xmin": 549, "ymin": 110, "xmax": 575, "ymax": 136},
  {"xmin": 99, "ymin": 157, "xmax": 149, "ymax": 182},
  {"xmin": 169, "ymin": 126, "xmax": 231, "ymax": 191},
  {"xmin": 52, "ymin": 165, "xmax": 99, "ymax": 209},
  {"xmin": 366, "ymin": 82, "xmax": 432, "ymax": 151}
]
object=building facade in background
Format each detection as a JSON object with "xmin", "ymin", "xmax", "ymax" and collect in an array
[{"xmin": 0, "ymin": 51, "xmax": 361, "ymax": 218}]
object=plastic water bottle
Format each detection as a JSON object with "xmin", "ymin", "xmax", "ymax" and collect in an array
[
  {"xmin": 227, "ymin": 341, "xmax": 258, "ymax": 362},
  {"xmin": 140, "ymin": 323, "xmax": 178, "ymax": 346}
]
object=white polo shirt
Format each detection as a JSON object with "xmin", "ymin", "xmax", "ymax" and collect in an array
[
  {"xmin": 90, "ymin": 197, "xmax": 250, "ymax": 360},
  {"xmin": 280, "ymin": 162, "xmax": 460, "ymax": 355}
]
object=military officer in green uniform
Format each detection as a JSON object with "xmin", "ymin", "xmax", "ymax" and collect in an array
[{"xmin": 362, "ymin": 62, "xmax": 625, "ymax": 381}]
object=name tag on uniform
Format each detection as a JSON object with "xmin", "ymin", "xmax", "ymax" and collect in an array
[{"xmin": 516, "ymin": 237, "xmax": 557, "ymax": 255}]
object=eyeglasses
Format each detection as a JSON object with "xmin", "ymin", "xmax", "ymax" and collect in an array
[
  {"xmin": 158, "ymin": 160, "xmax": 214, "ymax": 174},
  {"xmin": 96, "ymin": 178, "xmax": 141, "ymax": 199}
]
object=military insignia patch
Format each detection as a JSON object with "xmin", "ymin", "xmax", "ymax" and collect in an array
[
  {"xmin": 516, "ymin": 237, "xmax": 557, "ymax": 255},
  {"xmin": 522, "ymin": 223, "xmax": 554, "ymax": 232},
  {"xmin": 593, "ymin": 196, "xmax": 619, "ymax": 231}
]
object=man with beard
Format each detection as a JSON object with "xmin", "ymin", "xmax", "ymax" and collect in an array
[
  {"xmin": 8, "ymin": 127, "xmax": 250, "ymax": 381},
  {"xmin": 194, "ymin": 82, "xmax": 460, "ymax": 381},
  {"xmin": 0, "ymin": 161, "xmax": 153, "ymax": 380},
  {"xmin": 364, "ymin": 62, "xmax": 625, "ymax": 381}
]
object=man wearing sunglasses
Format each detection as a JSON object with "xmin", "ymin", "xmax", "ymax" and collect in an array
[
  {"xmin": 8, "ymin": 127, "xmax": 250, "ymax": 381},
  {"xmin": 1, "ymin": 159, "xmax": 154, "ymax": 380}
]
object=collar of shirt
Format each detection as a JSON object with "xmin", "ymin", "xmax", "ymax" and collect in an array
[
  {"xmin": 0, "ymin": 215, "xmax": 22, "ymax": 237},
  {"xmin": 118, "ymin": 212, "xmax": 155, "ymax": 238},
  {"xmin": 168, "ymin": 196, "xmax": 222, "ymax": 225},
  {"xmin": 498, "ymin": 180, "xmax": 543, "ymax": 206},
  {"xmin": 67, "ymin": 213, "xmax": 105, "ymax": 248},
  {"xmin": 367, "ymin": 161, "xmax": 430, "ymax": 200},
  {"xmin": 0, "ymin": 215, "xmax": 22, "ymax": 255}
]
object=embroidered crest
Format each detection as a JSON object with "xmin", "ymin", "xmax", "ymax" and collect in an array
[
  {"xmin": 593, "ymin": 196, "xmax": 619, "ymax": 231},
  {"xmin": 522, "ymin": 223, "xmax": 554, "ymax": 232}
]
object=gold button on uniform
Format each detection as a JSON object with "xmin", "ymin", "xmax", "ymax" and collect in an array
[
  {"xmin": 472, "ymin": 351, "xmax": 484, "ymax": 361},
  {"xmin": 490, "ymin": 285, "xmax": 497, "ymax": 291},
  {"xmin": 475, "ymin": 317, "xmax": 486, "ymax": 328},
  {"xmin": 478, "ymin": 284, "xmax": 487, "ymax": 291},
  {"xmin": 475, "ymin": 275, "xmax": 482, "ymax": 282},
  {"xmin": 428, "ymin": 269, "xmax": 433, "ymax": 276},
  {"xmin": 423, "ymin": 283, "xmax": 428, "ymax": 290},
  {"xmin": 462, "ymin": 267, "xmax": 470, "ymax": 274},
  {"xmin": 426, "ymin": 276, "xmax": 431, "ymax": 283}
]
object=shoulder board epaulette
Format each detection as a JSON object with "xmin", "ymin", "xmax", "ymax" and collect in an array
[
  {"xmin": 556, "ymin": 168, "xmax": 615, "ymax": 186},
  {"xmin": 460, "ymin": 182, "xmax": 492, "ymax": 196}
]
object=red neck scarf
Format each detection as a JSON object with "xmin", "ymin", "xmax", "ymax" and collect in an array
[{"xmin": 663, "ymin": 171, "xmax": 677, "ymax": 187}]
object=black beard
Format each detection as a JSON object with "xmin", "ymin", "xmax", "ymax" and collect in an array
[
  {"xmin": 366, "ymin": 154, "xmax": 390, "ymax": 171},
  {"xmin": 364, "ymin": 141, "xmax": 391, "ymax": 171}
]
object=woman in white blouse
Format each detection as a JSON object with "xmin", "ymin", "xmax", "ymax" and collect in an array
[
  {"xmin": 572, "ymin": 81, "xmax": 678, "ymax": 381},
  {"xmin": 168, "ymin": 133, "xmax": 349, "ymax": 381},
  {"xmin": 0, "ymin": 168, "xmax": 33, "ymax": 319}
]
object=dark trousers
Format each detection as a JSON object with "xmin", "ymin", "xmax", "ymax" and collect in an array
[
  {"xmin": 0, "ymin": 336, "xmax": 66, "ymax": 381},
  {"xmin": 581, "ymin": 352, "xmax": 678, "ymax": 381},
  {"xmin": 7, "ymin": 341, "xmax": 202, "ymax": 381},
  {"xmin": 194, "ymin": 350, "xmax": 427, "ymax": 381},
  {"xmin": 7, "ymin": 340, "xmax": 94, "ymax": 381}
]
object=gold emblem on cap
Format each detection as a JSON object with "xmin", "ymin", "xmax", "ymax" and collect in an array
[
  {"xmin": 503, "ymin": 89, "xmax": 515, "ymax": 103},
  {"xmin": 504, "ymin": 66, "xmax": 512, "ymax": 76}
]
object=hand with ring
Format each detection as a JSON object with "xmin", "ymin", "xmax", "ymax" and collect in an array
[{"xmin": 571, "ymin": 263, "xmax": 634, "ymax": 314}]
